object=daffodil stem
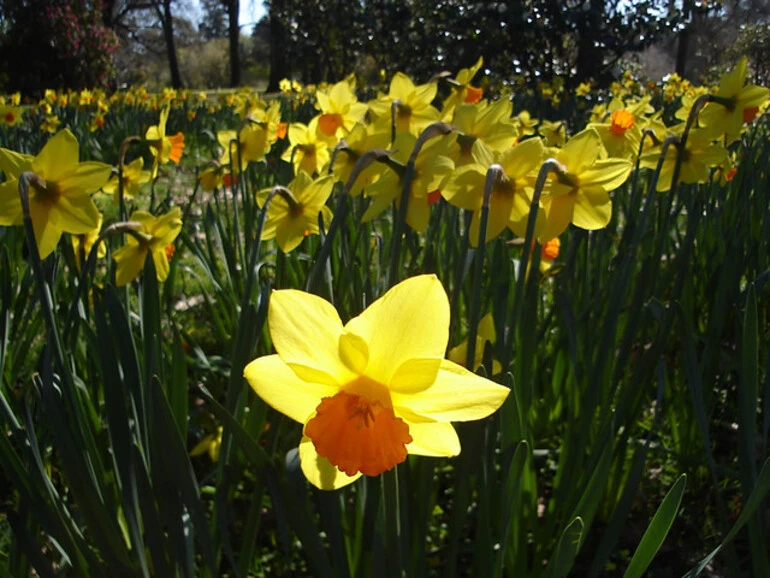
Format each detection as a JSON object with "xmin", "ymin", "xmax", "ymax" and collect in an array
[
  {"xmin": 387, "ymin": 122, "xmax": 453, "ymax": 288},
  {"xmin": 307, "ymin": 149, "xmax": 394, "ymax": 295},
  {"xmin": 381, "ymin": 466, "xmax": 404, "ymax": 576},
  {"xmin": 62, "ymin": 221, "xmax": 144, "ymax": 343},
  {"xmin": 117, "ymin": 136, "xmax": 141, "ymax": 222},
  {"xmin": 229, "ymin": 138, "xmax": 245, "ymax": 287},
  {"xmin": 466, "ymin": 164, "xmax": 503, "ymax": 371}
]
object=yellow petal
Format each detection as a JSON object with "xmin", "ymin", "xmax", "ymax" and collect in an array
[
  {"xmin": 559, "ymin": 129, "xmax": 601, "ymax": 176},
  {"xmin": 113, "ymin": 244, "xmax": 147, "ymax": 286},
  {"xmin": 52, "ymin": 194, "xmax": 101, "ymax": 235},
  {"xmin": 404, "ymin": 420, "xmax": 461, "ymax": 457},
  {"xmin": 339, "ymin": 331, "xmax": 369, "ymax": 374},
  {"xmin": 572, "ymin": 189, "xmax": 612, "ymax": 231},
  {"xmin": 30, "ymin": 203, "xmax": 62, "ymax": 259},
  {"xmin": 152, "ymin": 247, "xmax": 171, "ymax": 281},
  {"xmin": 32, "ymin": 130, "xmax": 79, "ymax": 181},
  {"xmin": 389, "ymin": 358, "xmax": 442, "ymax": 393},
  {"xmin": 344, "ymin": 275, "xmax": 449, "ymax": 387},
  {"xmin": 58, "ymin": 161, "xmax": 113, "ymax": 195},
  {"xmin": 268, "ymin": 290, "xmax": 354, "ymax": 386},
  {"xmin": 299, "ymin": 435, "xmax": 362, "ymax": 490},
  {"xmin": 391, "ymin": 359, "xmax": 508, "ymax": 422},
  {"xmin": 538, "ymin": 194, "xmax": 574, "ymax": 241},
  {"xmin": 244, "ymin": 355, "xmax": 338, "ymax": 424},
  {"xmin": 0, "ymin": 147, "xmax": 33, "ymax": 178},
  {"xmin": 0, "ymin": 180, "xmax": 23, "ymax": 226}
]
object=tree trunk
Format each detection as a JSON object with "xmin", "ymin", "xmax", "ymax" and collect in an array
[
  {"xmin": 267, "ymin": 0, "xmax": 289, "ymax": 92},
  {"xmin": 227, "ymin": 0, "xmax": 241, "ymax": 87},
  {"xmin": 675, "ymin": 0, "xmax": 692, "ymax": 78},
  {"xmin": 160, "ymin": 0, "xmax": 183, "ymax": 88}
]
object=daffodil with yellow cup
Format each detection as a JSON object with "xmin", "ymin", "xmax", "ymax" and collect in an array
[
  {"xmin": 244, "ymin": 274, "xmax": 510, "ymax": 490},
  {"xmin": 0, "ymin": 129, "xmax": 111, "ymax": 259},
  {"xmin": 113, "ymin": 207, "xmax": 182, "ymax": 286}
]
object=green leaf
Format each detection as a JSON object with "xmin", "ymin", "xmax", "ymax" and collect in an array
[
  {"xmin": 624, "ymin": 474, "xmax": 686, "ymax": 578},
  {"xmin": 547, "ymin": 516, "xmax": 584, "ymax": 578}
]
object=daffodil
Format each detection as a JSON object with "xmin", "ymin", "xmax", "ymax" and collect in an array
[
  {"xmin": 538, "ymin": 128, "xmax": 632, "ymax": 241},
  {"xmin": 281, "ymin": 117, "xmax": 336, "ymax": 176},
  {"xmin": 314, "ymin": 78, "xmax": 368, "ymax": 138},
  {"xmin": 72, "ymin": 214, "xmax": 106, "ymax": 270},
  {"xmin": 362, "ymin": 132, "xmax": 453, "ymax": 233},
  {"xmin": 639, "ymin": 127, "xmax": 727, "ymax": 192},
  {"xmin": 369, "ymin": 72, "xmax": 440, "ymax": 136},
  {"xmin": 442, "ymin": 56, "xmax": 485, "ymax": 115},
  {"xmin": 244, "ymin": 274, "xmax": 509, "ymax": 490},
  {"xmin": 113, "ymin": 207, "xmax": 182, "ymax": 286},
  {"xmin": 447, "ymin": 313, "xmax": 502, "ymax": 374},
  {"xmin": 0, "ymin": 129, "xmax": 111, "ymax": 259},
  {"xmin": 698, "ymin": 57, "xmax": 770, "ymax": 143},
  {"xmin": 441, "ymin": 137, "xmax": 545, "ymax": 245},
  {"xmin": 259, "ymin": 172, "xmax": 335, "ymax": 253},
  {"xmin": 101, "ymin": 157, "xmax": 151, "ymax": 203},
  {"xmin": 218, "ymin": 123, "xmax": 272, "ymax": 171},
  {"xmin": 589, "ymin": 109, "xmax": 643, "ymax": 161},
  {"xmin": 443, "ymin": 100, "xmax": 518, "ymax": 167},
  {"xmin": 190, "ymin": 427, "xmax": 223, "ymax": 462},
  {"xmin": 0, "ymin": 106, "xmax": 23, "ymax": 127},
  {"xmin": 145, "ymin": 105, "xmax": 185, "ymax": 178}
]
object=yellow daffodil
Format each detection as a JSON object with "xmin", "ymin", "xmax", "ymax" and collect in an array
[
  {"xmin": 259, "ymin": 172, "xmax": 335, "ymax": 253},
  {"xmin": 314, "ymin": 78, "xmax": 368, "ymax": 138},
  {"xmin": 444, "ymin": 100, "xmax": 519, "ymax": 167},
  {"xmin": 72, "ymin": 214, "xmax": 106, "ymax": 270},
  {"xmin": 539, "ymin": 128, "xmax": 632, "ymax": 241},
  {"xmin": 190, "ymin": 427, "xmax": 223, "ymax": 462},
  {"xmin": 442, "ymin": 56, "xmax": 485, "ymax": 115},
  {"xmin": 145, "ymin": 105, "xmax": 185, "ymax": 178},
  {"xmin": 698, "ymin": 57, "xmax": 770, "ymax": 143},
  {"xmin": 328, "ymin": 121, "xmax": 389, "ymax": 192},
  {"xmin": 369, "ymin": 72, "xmax": 440, "ymax": 136},
  {"xmin": 0, "ymin": 106, "xmax": 23, "ymax": 127},
  {"xmin": 539, "ymin": 120, "xmax": 567, "ymax": 148},
  {"xmin": 244, "ymin": 274, "xmax": 509, "ymax": 490},
  {"xmin": 441, "ymin": 137, "xmax": 545, "ymax": 245},
  {"xmin": 102, "ymin": 157, "xmax": 151, "ymax": 203},
  {"xmin": 0, "ymin": 129, "xmax": 111, "ymax": 259},
  {"xmin": 447, "ymin": 313, "xmax": 502, "ymax": 374},
  {"xmin": 589, "ymin": 109, "xmax": 643, "ymax": 161},
  {"xmin": 639, "ymin": 127, "xmax": 727, "ymax": 192},
  {"xmin": 281, "ymin": 117, "xmax": 335, "ymax": 176},
  {"xmin": 362, "ymin": 133, "xmax": 454, "ymax": 233},
  {"xmin": 41, "ymin": 115, "xmax": 61, "ymax": 133},
  {"xmin": 113, "ymin": 207, "xmax": 182, "ymax": 286},
  {"xmin": 218, "ymin": 124, "xmax": 272, "ymax": 171}
]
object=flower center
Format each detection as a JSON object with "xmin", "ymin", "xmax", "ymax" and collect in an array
[
  {"xmin": 304, "ymin": 376, "xmax": 412, "ymax": 477},
  {"xmin": 319, "ymin": 113, "xmax": 343, "ymax": 136},
  {"xmin": 610, "ymin": 109, "xmax": 635, "ymax": 136},
  {"xmin": 31, "ymin": 180, "xmax": 61, "ymax": 205}
]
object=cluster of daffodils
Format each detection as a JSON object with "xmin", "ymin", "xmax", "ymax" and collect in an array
[
  {"xmin": 217, "ymin": 57, "xmax": 766, "ymax": 260},
  {"xmin": 0, "ymin": 106, "xmax": 185, "ymax": 286}
]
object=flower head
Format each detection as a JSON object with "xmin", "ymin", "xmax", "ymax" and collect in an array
[
  {"xmin": 113, "ymin": 207, "xmax": 182, "ymax": 286},
  {"xmin": 244, "ymin": 275, "xmax": 509, "ymax": 490},
  {"xmin": 0, "ymin": 129, "xmax": 111, "ymax": 259},
  {"xmin": 259, "ymin": 172, "xmax": 335, "ymax": 253},
  {"xmin": 145, "ymin": 106, "xmax": 185, "ymax": 178}
]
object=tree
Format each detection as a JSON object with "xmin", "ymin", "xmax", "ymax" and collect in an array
[
  {"xmin": 199, "ymin": 0, "xmax": 228, "ymax": 40},
  {"xmin": 0, "ymin": 0, "xmax": 119, "ymax": 94}
]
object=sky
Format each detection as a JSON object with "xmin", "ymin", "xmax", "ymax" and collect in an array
[{"xmin": 238, "ymin": 0, "xmax": 266, "ymax": 28}]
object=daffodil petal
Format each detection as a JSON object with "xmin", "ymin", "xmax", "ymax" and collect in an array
[
  {"xmin": 245, "ymin": 354, "xmax": 338, "ymax": 424},
  {"xmin": 52, "ymin": 194, "xmax": 102, "ymax": 235},
  {"xmin": 298, "ymin": 435, "xmax": 362, "ymax": 490},
  {"xmin": 391, "ymin": 359, "xmax": 509, "ymax": 422},
  {"xmin": 113, "ymin": 244, "xmax": 147, "ymax": 286},
  {"xmin": 404, "ymin": 420, "xmax": 460, "ymax": 457},
  {"xmin": 269, "ymin": 290, "xmax": 354, "ymax": 386},
  {"xmin": 344, "ymin": 275, "xmax": 449, "ymax": 386},
  {"xmin": 389, "ymin": 357, "xmax": 442, "ymax": 392},
  {"xmin": 572, "ymin": 189, "xmax": 612, "ymax": 231},
  {"xmin": 58, "ymin": 162, "xmax": 113, "ymax": 195},
  {"xmin": 339, "ymin": 331, "xmax": 369, "ymax": 374},
  {"xmin": 32, "ymin": 130, "xmax": 79, "ymax": 181},
  {"xmin": 0, "ymin": 180, "xmax": 23, "ymax": 226},
  {"xmin": 29, "ymin": 202, "xmax": 62, "ymax": 259}
]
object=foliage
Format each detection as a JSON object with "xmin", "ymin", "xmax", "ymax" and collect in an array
[{"xmin": 0, "ymin": 0, "xmax": 118, "ymax": 94}]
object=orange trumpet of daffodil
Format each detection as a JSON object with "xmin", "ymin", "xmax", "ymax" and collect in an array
[
  {"xmin": 0, "ymin": 129, "xmax": 111, "ymax": 259},
  {"xmin": 145, "ymin": 105, "xmax": 185, "ymax": 178},
  {"xmin": 244, "ymin": 274, "xmax": 509, "ymax": 490}
]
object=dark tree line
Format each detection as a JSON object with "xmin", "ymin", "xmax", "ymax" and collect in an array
[{"xmin": 264, "ymin": 0, "xmax": 681, "ymax": 91}]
